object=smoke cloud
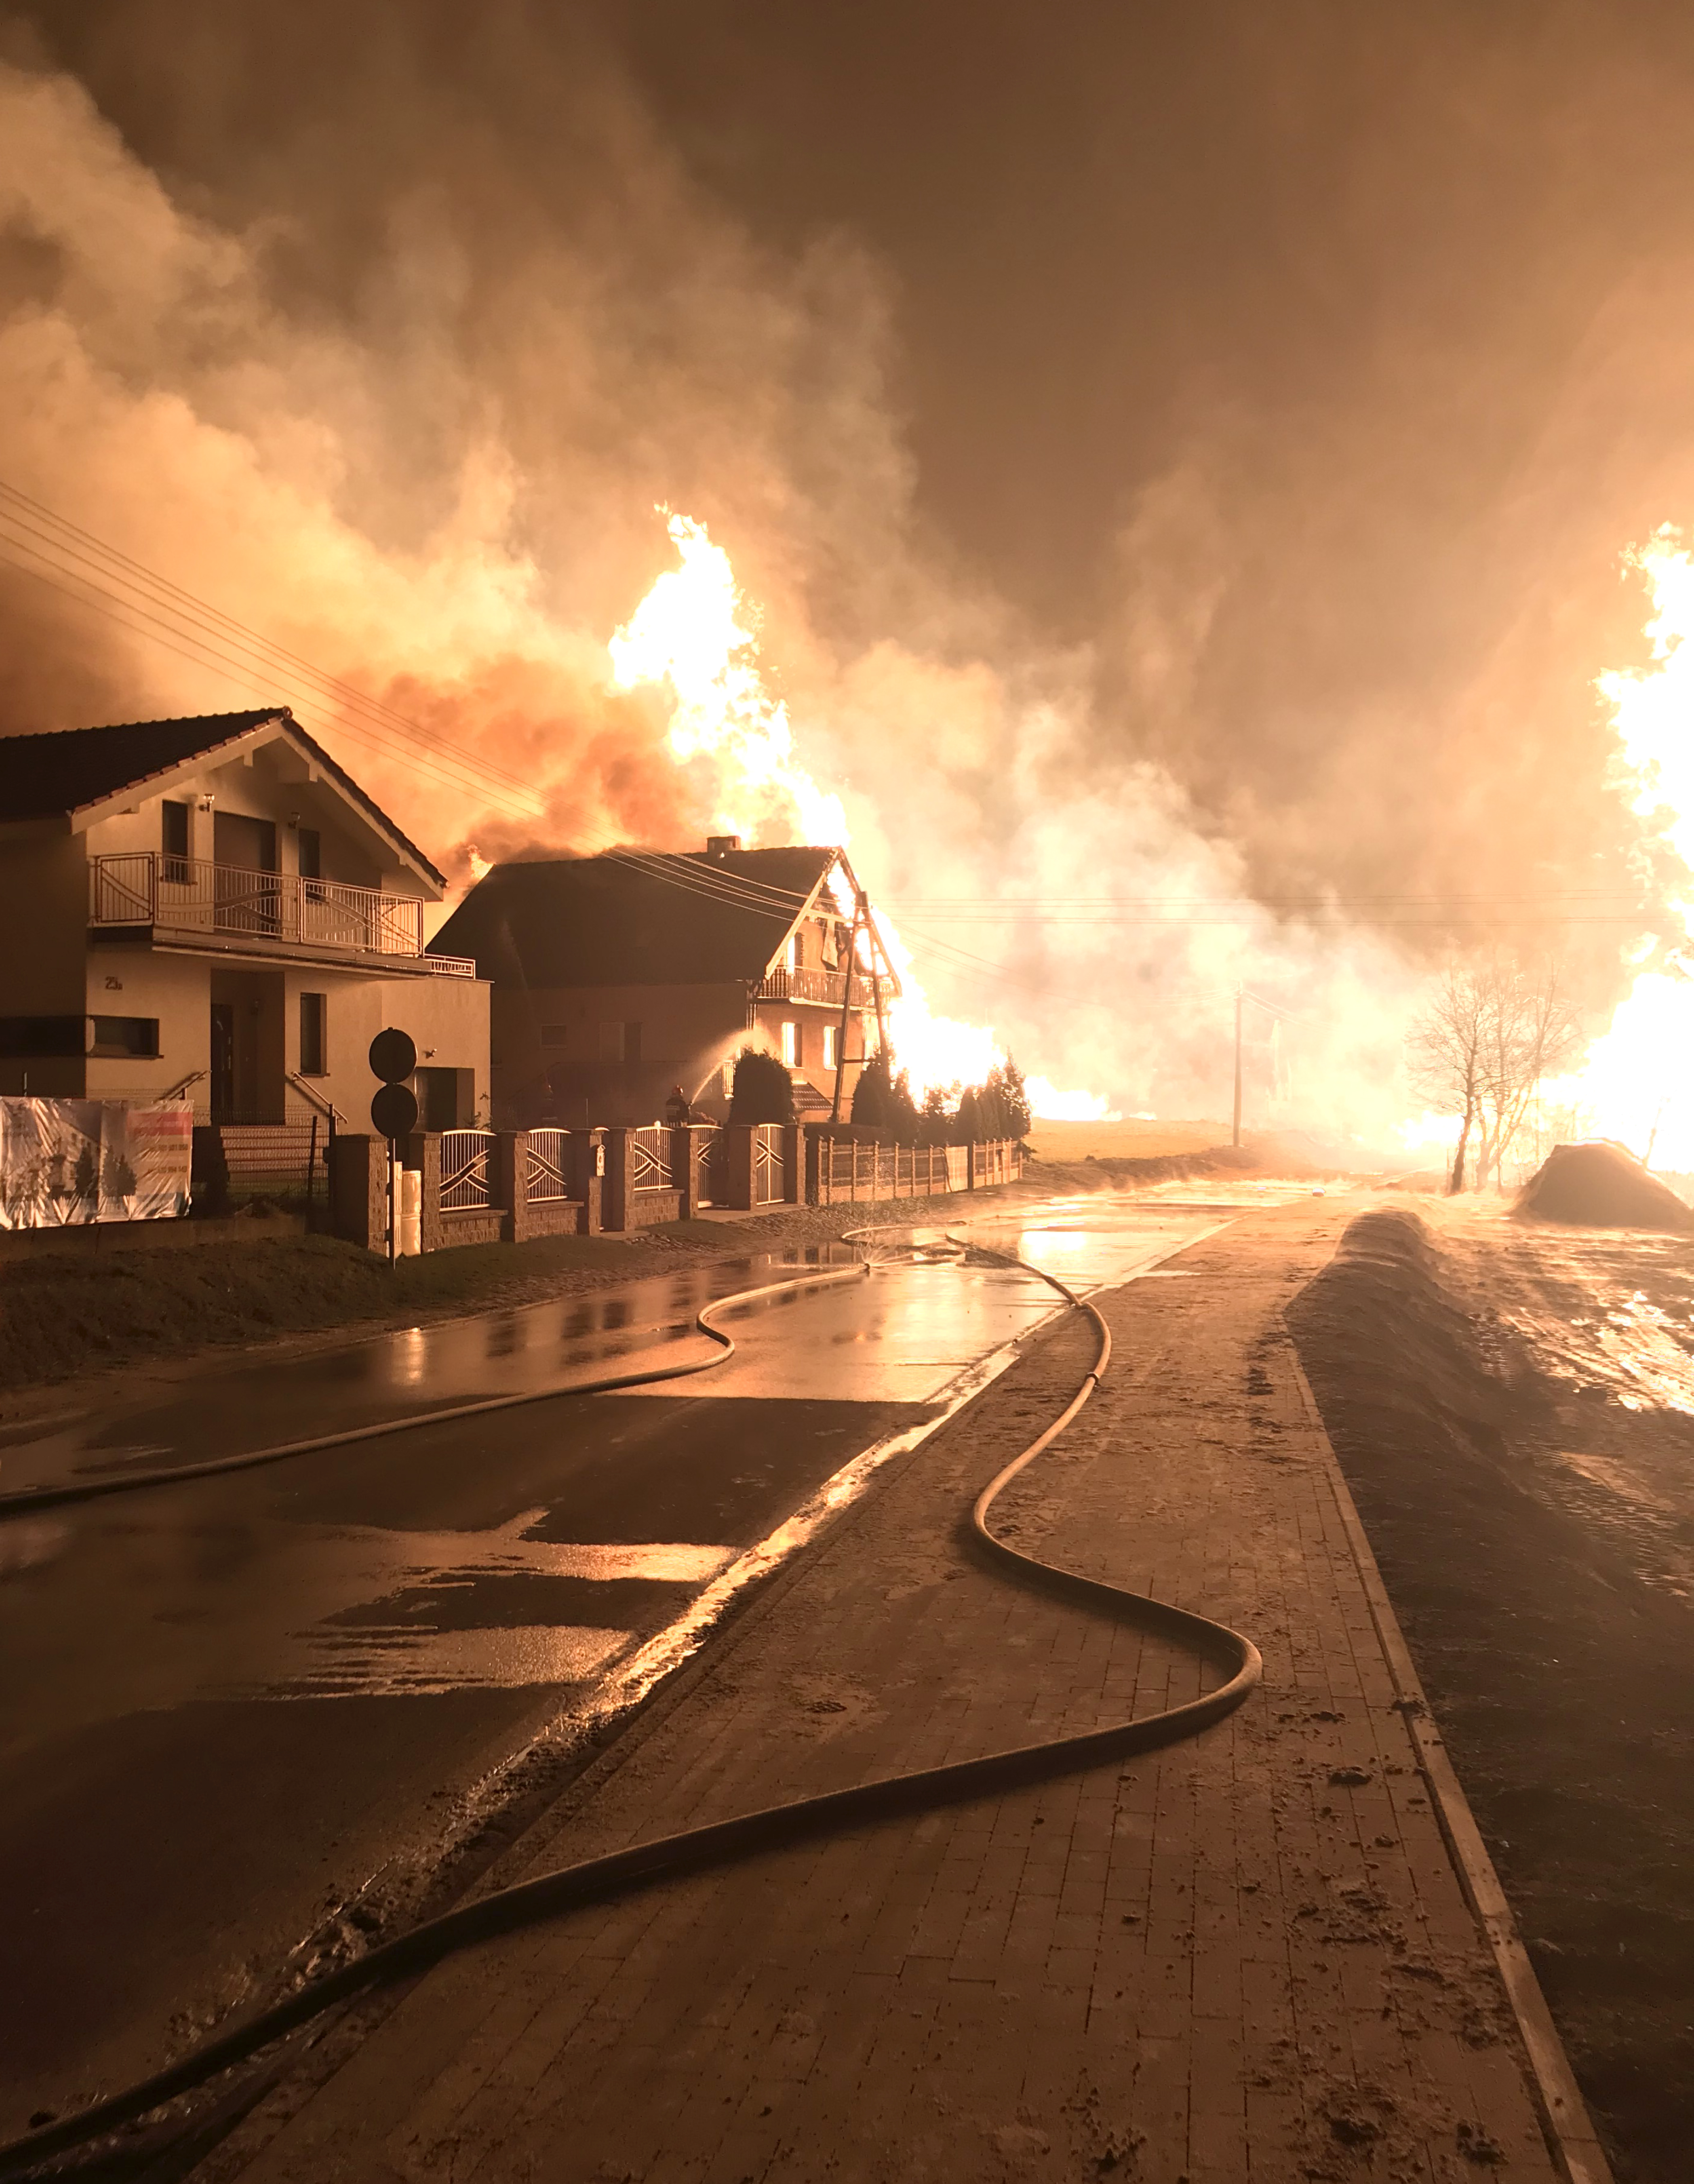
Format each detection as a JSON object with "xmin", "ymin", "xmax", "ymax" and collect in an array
[{"xmin": 3, "ymin": 3, "xmax": 1690, "ymax": 1135}]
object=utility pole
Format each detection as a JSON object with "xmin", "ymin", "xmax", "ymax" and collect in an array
[
  {"xmin": 862, "ymin": 885, "xmax": 890, "ymax": 1066},
  {"xmin": 829, "ymin": 896, "xmax": 864, "ymax": 1124},
  {"xmin": 1232, "ymin": 985, "xmax": 1244, "ymax": 1149}
]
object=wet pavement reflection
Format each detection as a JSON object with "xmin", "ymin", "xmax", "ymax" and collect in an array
[{"xmin": 0, "ymin": 1187, "xmax": 1290, "ymax": 2123}]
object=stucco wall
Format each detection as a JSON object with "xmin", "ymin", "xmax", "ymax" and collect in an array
[
  {"xmin": 83, "ymin": 946, "xmax": 210, "ymax": 1100},
  {"xmin": 491, "ymin": 979, "xmax": 752, "ymax": 1124},
  {"xmin": 74, "ymin": 951, "xmax": 488, "ymax": 1117},
  {"xmin": 83, "ymin": 742, "xmax": 429, "ymax": 895},
  {"xmin": 489, "ymin": 977, "xmax": 878, "ymax": 1126}
]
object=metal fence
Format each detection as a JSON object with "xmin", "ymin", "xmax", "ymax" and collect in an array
[
  {"xmin": 194, "ymin": 1117, "xmax": 323, "ymax": 1200},
  {"xmin": 525, "ymin": 1127, "xmax": 570, "ymax": 1202},
  {"xmin": 812, "ymin": 1137, "xmax": 1018, "ymax": 1205},
  {"xmin": 440, "ymin": 1128, "xmax": 493, "ymax": 1210},
  {"xmin": 631, "ymin": 1125, "xmax": 672, "ymax": 1192}
]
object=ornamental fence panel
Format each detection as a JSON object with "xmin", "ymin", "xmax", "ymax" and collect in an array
[
  {"xmin": 692, "ymin": 1127, "xmax": 727, "ymax": 1208},
  {"xmin": 440, "ymin": 1128, "xmax": 493, "ymax": 1211},
  {"xmin": 631, "ymin": 1125, "xmax": 672, "ymax": 1192},
  {"xmin": 525, "ymin": 1127, "xmax": 570, "ymax": 1202},
  {"xmin": 752, "ymin": 1124, "xmax": 785, "ymax": 1205}
]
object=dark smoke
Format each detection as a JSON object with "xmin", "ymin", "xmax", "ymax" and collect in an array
[{"xmin": 3, "ymin": 1, "xmax": 1691, "ymax": 1122}]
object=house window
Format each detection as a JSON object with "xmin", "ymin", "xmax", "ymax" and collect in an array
[
  {"xmin": 0, "ymin": 1016, "xmax": 86, "ymax": 1058},
  {"xmin": 297, "ymin": 827, "xmax": 323, "ymax": 903},
  {"xmin": 822, "ymin": 1023, "xmax": 837, "ymax": 1071},
  {"xmin": 162, "ymin": 799, "xmax": 191, "ymax": 882},
  {"xmin": 781, "ymin": 1020, "xmax": 801, "ymax": 1068},
  {"xmin": 89, "ymin": 1016, "xmax": 159, "ymax": 1058},
  {"xmin": 299, "ymin": 992, "xmax": 327, "ymax": 1076},
  {"xmin": 541, "ymin": 1024, "xmax": 570, "ymax": 1048},
  {"xmin": 785, "ymin": 931, "xmax": 801, "ymax": 971},
  {"xmin": 417, "ymin": 1067, "xmax": 474, "ymax": 1130},
  {"xmin": 722, "ymin": 1058, "xmax": 735, "ymax": 1094}
]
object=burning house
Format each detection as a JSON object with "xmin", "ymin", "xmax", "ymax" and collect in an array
[{"xmin": 429, "ymin": 837, "xmax": 902, "ymax": 1127}]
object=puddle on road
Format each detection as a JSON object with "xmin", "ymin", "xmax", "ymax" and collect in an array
[
  {"xmin": 243, "ymin": 1509, "xmax": 739, "ymax": 1701},
  {"xmin": 6, "ymin": 1198, "xmax": 1249, "ymax": 1718},
  {"xmin": 286, "ymin": 1621, "xmax": 634, "ymax": 1697},
  {"xmin": 6, "ymin": 1499, "xmax": 740, "ymax": 1723},
  {"xmin": 0, "ymin": 1249, "xmax": 864, "ymax": 1495}
]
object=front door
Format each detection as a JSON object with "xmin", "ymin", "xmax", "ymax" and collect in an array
[{"xmin": 210, "ymin": 1002, "xmax": 236, "ymax": 1117}]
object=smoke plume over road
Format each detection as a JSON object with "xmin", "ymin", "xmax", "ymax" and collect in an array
[{"xmin": 4, "ymin": 4, "xmax": 1694, "ymax": 1131}]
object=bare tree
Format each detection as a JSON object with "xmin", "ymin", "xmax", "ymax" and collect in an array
[
  {"xmin": 1407, "ymin": 965, "xmax": 1487, "ymax": 1193},
  {"xmin": 1473, "ymin": 959, "xmax": 1585, "ymax": 1188},
  {"xmin": 1407, "ymin": 956, "xmax": 1586, "ymax": 1194}
]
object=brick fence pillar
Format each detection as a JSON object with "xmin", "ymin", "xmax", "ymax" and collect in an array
[
  {"xmin": 328, "ymin": 1132, "xmax": 385, "ymax": 1253},
  {"xmin": 721, "ymin": 1123, "xmax": 755, "ymax": 1211},
  {"xmin": 802, "ymin": 1125, "xmax": 823, "ymax": 1207},
  {"xmin": 600, "ymin": 1127, "xmax": 634, "ymax": 1231},
  {"xmin": 673, "ymin": 1126, "xmax": 698, "ymax": 1216},
  {"xmin": 497, "ymin": 1131, "xmax": 528, "ymax": 1243},
  {"xmin": 568, "ymin": 1129, "xmax": 604, "ymax": 1233}
]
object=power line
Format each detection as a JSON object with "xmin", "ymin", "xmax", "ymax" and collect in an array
[
  {"xmin": 0, "ymin": 479, "xmax": 547, "ymax": 815},
  {"xmin": 0, "ymin": 534, "xmax": 546, "ymax": 820}
]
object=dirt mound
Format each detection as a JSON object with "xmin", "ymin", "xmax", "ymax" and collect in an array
[{"xmin": 1515, "ymin": 1140, "xmax": 1694, "ymax": 1232}]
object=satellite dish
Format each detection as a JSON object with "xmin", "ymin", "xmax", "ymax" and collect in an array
[{"xmin": 368, "ymin": 1028, "xmax": 418, "ymax": 1084}]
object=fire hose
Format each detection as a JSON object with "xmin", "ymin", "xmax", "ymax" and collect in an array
[{"xmin": 0, "ymin": 1233, "xmax": 1261, "ymax": 2177}]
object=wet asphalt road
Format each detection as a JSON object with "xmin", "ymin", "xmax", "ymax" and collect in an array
[{"xmin": 0, "ymin": 1189, "xmax": 1296, "ymax": 2132}]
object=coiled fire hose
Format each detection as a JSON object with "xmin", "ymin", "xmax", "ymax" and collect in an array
[{"xmin": 0, "ymin": 1233, "xmax": 1261, "ymax": 2177}]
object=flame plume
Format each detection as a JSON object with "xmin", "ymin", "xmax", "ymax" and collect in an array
[
  {"xmin": 1552, "ymin": 530, "xmax": 1694, "ymax": 1168},
  {"xmin": 609, "ymin": 512, "xmax": 1011, "ymax": 1100}
]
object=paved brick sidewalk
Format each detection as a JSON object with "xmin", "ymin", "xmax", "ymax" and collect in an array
[{"xmin": 219, "ymin": 1200, "xmax": 1565, "ymax": 2183}]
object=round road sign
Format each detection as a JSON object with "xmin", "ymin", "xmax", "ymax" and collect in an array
[
  {"xmin": 371, "ymin": 1082, "xmax": 419, "ymax": 1139},
  {"xmin": 368, "ymin": 1027, "xmax": 418, "ymax": 1084}
]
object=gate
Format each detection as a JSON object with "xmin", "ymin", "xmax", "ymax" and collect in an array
[
  {"xmin": 752, "ymin": 1124, "xmax": 785, "ymax": 1205},
  {"xmin": 692, "ymin": 1128, "xmax": 727, "ymax": 1208},
  {"xmin": 440, "ymin": 1129, "xmax": 493, "ymax": 1210}
]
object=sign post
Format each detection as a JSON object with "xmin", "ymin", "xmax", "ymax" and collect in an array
[{"xmin": 368, "ymin": 1030, "xmax": 419, "ymax": 1266}]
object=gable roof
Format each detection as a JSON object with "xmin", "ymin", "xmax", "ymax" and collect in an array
[
  {"xmin": 0, "ymin": 707, "xmax": 446, "ymax": 890},
  {"xmin": 431, "ymin": 846, "xmax": 844, "ymax": 988}
]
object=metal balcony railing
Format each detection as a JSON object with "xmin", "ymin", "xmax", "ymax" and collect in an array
[
  {"xmin": 754, "ymin": 963, "xmax": 899, "ymax": 1007},
  {"xmin": 88, "ymin": 852, "xmax": 475, "ymax": 977}
]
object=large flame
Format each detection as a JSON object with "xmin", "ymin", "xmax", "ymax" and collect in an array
[
  {"xmin": 607, "ymin": 514, "xmax": 848, "ymax": 848},
  {"xmin": 609, "ymin": 513, "xmax": 1011, "ymax": 1099},
  {"xmin": 1545, "ymin": 529, "xmax": 1694, "ymax": 1168}
]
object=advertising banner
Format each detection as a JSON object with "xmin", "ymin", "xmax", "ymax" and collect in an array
[{"xmin": 0, "ymin": 1099, "xmax": 193, "ymax": 1228}]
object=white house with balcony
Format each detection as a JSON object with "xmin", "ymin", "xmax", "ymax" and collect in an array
[{"xmin": 0, "ymin": 707, "xmax": 489, "ymax": 1130}]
